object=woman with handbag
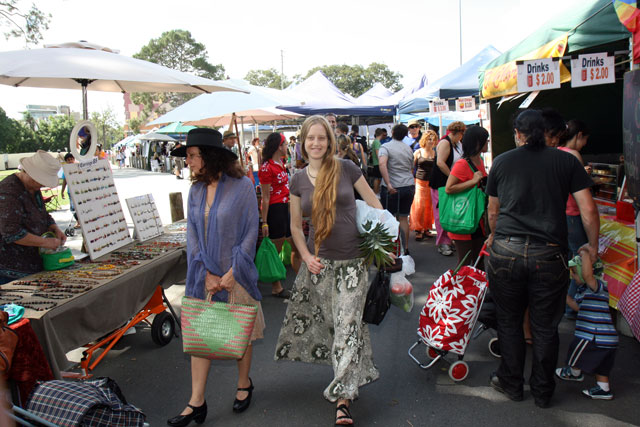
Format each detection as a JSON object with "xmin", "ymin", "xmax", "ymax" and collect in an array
[
  {"xmin": 259, "ymin": 132, "xmax": 300, "ymax": 298},
  {"xmin": 444, "ymin": 126, "xmax": 489, "ymax": 269},
  {"xmin": 275, "ymin": 115, "xmax": 382, "ymax": 426},
  {"xmin": 429, "ymin": 121, "xmax": 466, "ymax": 256},
  {"xmin": 167, "ymin": 128, "xmax": 265, "ymax": 427}
]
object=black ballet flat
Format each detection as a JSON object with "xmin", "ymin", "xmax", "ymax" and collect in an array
[
  {"xmin": 167, "ymin": 401, "xmax": 207, "ymax": 427},
  {"xmin": 232, "ymin": 378, "xmax": 254, "ymax": 413}
]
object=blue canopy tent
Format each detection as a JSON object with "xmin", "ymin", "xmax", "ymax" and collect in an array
[
  {"xmin": 399, "ymin": 110, "xmax": 482, "ymax": 127},
  {"xmin": 398, "ymin": 46, "xmax": 501, "ymax": 114}
]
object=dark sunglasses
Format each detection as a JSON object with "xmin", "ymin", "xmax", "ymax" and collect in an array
[{"xmin": 408, "ymin": 124, "xmax": 420, "ymax": 129}]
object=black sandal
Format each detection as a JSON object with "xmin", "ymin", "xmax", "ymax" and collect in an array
[
  {"xmin": 335, "ymin": 403, "xmax": 354, "ymax": 426},
  {"xmin": 272, "ymin": 289, "xmax": 291, "ymax": 299}
]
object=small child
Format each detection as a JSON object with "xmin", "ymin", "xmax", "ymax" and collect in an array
[{"xmin": 555, "ymin": 247, "xmax": 617, "ymax": 400}]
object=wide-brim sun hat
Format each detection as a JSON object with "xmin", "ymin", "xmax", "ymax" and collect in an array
[
  {"xmin": 19, "ymin": 150, "xmax": 61, "ymax": 188},
  {"xmin": 170, "ymin": 128, "xmax": 238, "ymax": 160}
]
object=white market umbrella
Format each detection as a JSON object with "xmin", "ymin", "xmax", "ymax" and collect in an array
[{"xmin": 0, "ymin": 41, "xmax": 246, "ymax": 119}]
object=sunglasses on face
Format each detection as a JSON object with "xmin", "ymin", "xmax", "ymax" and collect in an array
[{"xmin": 409, "ymin": 125, "xmax": 420, "ymax": 129}]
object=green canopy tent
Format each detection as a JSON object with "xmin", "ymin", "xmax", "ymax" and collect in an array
[
  {"xmin": 155, "ymin": 122, "xmax": 196, "ymax": 139},
  {"xmin": 479, "ymin": 0, "xmax": 631, "ymax": 158}
]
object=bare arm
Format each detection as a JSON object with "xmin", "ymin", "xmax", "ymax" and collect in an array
[
  {"xmin": 290, "ymin": 195, "xmax": 323, "ymax": 274},
  {"xmin": 566, "ymin": 295, "xmax": 580, "ymax": 312},
  {"xmin": 15, "ymin": 232, "xmax": 61, "ymax": 250},
  {"xmin": 354, "ymin": 176, "xmax": 382, "ymax": 209},
  {"xmin": 358, "ymin": 143, "xmax": 367, "ymax": 167},
  {"xmin": 485, "ymin": 196, "xmax": 500, "ymax": 248},
  {"xmin": 260, "ymin": 183, "xmax": 271, "ymax": 236},
  {"xmin": 435, "ymin": 140, "xmax": 452, "ymax": 175},
  {"xmin": 378, "ymin": 155, "xmax": 395, "ymax": 194},
  {"xmin": 573, "ymin": 188, "xmax": 599, "ymax": 260},
  {"xmin": 445, "ymin": 171, "xmax": 483, "ymax": 194}
]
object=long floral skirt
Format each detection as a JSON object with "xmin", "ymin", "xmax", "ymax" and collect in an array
[
  {"xmin": 274, "ymin": 257, "xmax": 379, "ymax": 402},
  {"xmin": 410, "ymin": 178, "xmax": 434, "ymax": 232}
]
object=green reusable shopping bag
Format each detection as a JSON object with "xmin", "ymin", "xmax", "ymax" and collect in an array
[
  {"xmin": 255, "ymin": 237, "xmax": 287, "ymax": 282},
  {"xmin": 279, "ymin": 240, "xmax": 292, "ymax": 266},
  {"xmin": 438, "ymin": 161, "xmax": 486, "ymax": 234}
]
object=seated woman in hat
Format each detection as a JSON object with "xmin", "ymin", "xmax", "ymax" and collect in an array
[
  {"xmin": 168, "ymin": 128, "xmax": 263, "ymax": 427},
  {"xmin": 0, "ymin": 150, "xmax": 66, "ymax": 284}
]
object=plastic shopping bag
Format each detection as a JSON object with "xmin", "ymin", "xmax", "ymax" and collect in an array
[
  {"xmin": 355, "ymin": 200, "xmax": 399, "ymax": 239},
  {"xmin": 389, "ymin": 272, "xmax": 414, "ymax": 312},
  {"xmin": 279, "ymin": 240, "xmax": 292, "ymax": 266},
  {"xmin": 255, "ymin": 237, "xmax": 287, "ymax": 283}
]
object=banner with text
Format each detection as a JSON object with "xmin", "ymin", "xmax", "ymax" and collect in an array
[
  {"xmin": 481, "ymin": 34, "xmax": 569, "ymax": 99},
  {"xmin": 456, "ymin": 96, "xmax": 476, "ymax": 112},
  {"xmin": 429, "ymin": 99, "xmax": 449, "ymax": 113},
  {"xmin": 516, "ymin": 58, "xmax": 561, "ymax": 92},
  {"xmin": 570, "ymin": 52, "xmax": 615, "ymax": 88}
]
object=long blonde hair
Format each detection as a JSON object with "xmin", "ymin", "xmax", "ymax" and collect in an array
[
  {"xmin": 300, "ymin": 115, "xmax": 341, "ymax": 257},
  {"xmin": 337, "ymin": 134, "xmax": 360, "ymax": 166}
]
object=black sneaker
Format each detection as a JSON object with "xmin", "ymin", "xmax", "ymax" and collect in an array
[
  {"xmin": 534, "ymin": 397, "xmax": 550, "ymax": 409},
  {"xmin": 489, "ymin": 373, "xmax": 523, "ymax": 402},
  {"xmin": 582, "ymin": 385, "xmax": 613, "ymax": 400}
]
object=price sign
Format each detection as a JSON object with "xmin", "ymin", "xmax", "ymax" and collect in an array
[
  {"xmin": 516, "ymin": 58, "xmax": 561, "ymax": 92},
  {"xmin": 429, "ymin": 99, "xmax": 449, "ymax": 113},
  {"xmin": 570, "ymin": 52, "xmax": 615, "ymax": 88},
  {"xmin": 456, "ymin": 96, "xmax": 475, "ymax": 112}
]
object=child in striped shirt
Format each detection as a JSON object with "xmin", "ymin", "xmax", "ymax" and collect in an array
[{"xmin": 555, "ymin": 247, "xmax": 617, "ymax": 400}]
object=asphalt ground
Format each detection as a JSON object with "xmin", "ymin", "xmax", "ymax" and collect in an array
[{"xmin": 50, "ymin": 168, "xmax": 640, "ymax": 427}]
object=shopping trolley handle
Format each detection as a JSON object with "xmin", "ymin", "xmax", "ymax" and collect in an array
[{"xmin": 473, "ymin": 243, "xmax": 490, "ymax": 268}]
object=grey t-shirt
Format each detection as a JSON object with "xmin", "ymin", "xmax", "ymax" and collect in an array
[
  {"xmin": 379, "ymin": 139, "xmax": 415, "ymax": 188},
  {"xmin": 290, "ymin": 159, "xmax": 363, "ymax": 260}
]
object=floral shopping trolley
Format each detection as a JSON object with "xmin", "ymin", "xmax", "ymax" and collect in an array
[{"xmin": 408, "ymin": 248, "xmax": 489, "ymax": 381}]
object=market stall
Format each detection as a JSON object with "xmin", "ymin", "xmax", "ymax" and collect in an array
[
  {"xmin": 0, "ymin": 223, "xmax": 187, "ymax": 378},
  {"xmin": 478, "ymin": 0, "xmax": 637, "ymax": 307}
]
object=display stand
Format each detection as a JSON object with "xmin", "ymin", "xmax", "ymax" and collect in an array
[
  {"xmin": 62, "ymin": 158, "xmax": 132, "ymax": 260},
  {"xmin": 126, "ymin": 194, "xmax": 163, "ymax": 242}
]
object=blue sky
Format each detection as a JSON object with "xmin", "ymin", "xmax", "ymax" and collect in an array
[{"xmin": 0, "ymin": 0, "xmax": 583, "ymax": 123}]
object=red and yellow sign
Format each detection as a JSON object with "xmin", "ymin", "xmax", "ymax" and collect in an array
[
  {"xmin": 481, "ymin": 34, "xmax": 571, "ymax": 99},
  {"xmin": 599, "ymin": 216, "xmax": 637, "ymax": 309}
]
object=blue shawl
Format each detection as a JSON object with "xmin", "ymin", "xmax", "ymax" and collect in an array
[{"xmin": 186, "ymin": 174, "xmax": 260, "ymax": 302}]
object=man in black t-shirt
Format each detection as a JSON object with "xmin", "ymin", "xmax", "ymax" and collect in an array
[{"xmin": 485, "ymin": 110, "xmax": 599, "ymax": 409}]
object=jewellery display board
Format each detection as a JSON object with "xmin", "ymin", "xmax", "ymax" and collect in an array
[
  {"xmin": 126, "ymin": 194, "xmax": 163, "ymax": 242},
  {"xmin": 63, "ymin": 158, "xmax": 132, "ymax": 260}
]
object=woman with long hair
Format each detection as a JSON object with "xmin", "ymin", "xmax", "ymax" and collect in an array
[
  {"xmin": 259, "ymin": 132, "xmax": 300, "ymax": 298},
  {"xmin": 337, "ymin": 134, "xmax": 360, "ymax": 166},
  {"xmin": 444, "ymin": 126, "xmax": 489, "ymax": 269},
  {"xmin": 167, "ymin": 128, "xmax": 264, "ymax": 426},
  {"xmin": 275, "ymin": 115, "xmax": 383, "ymax": 426},
  {"xmin": 410, "ymin": 130, "xmax": 438, "ymax": 241}
]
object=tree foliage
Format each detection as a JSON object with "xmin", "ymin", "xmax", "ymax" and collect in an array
[
  {"xmin": 90, "ymin": 108, "xmax": 123, "ymax": 149},
  {"xmin": 0, "ymin": 1, "xmax": 50, "ymax": 45},
  {"xmin": 245, "ymin": 68, "xmax": 292, "ymax": 90},
  {"xmin": 130, "ymin": 29, "xmax": 226, "ymax": 128},
  {"xmin": 35, "ymin": 114, "xmax": 76, "ymax": 152},
  {"xmin": 304, "ymin": 63, "xmax": 403, "ymax": 97},
  {"xmin": 0, "ymin": 108, "xmax": 77, "ymax": 153}
]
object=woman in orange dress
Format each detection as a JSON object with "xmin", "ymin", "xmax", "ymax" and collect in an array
[{"xmin": 410, "ymin": 130, "xmax": 437, "ymax": 240}]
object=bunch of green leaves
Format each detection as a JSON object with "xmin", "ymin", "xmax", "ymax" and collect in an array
[{"xmin": 359, "ymin": 220, "xmax": 395, "ymax": 268}]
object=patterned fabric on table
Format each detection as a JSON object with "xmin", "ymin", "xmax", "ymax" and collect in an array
[
  {"xmin": 275, "ymin": 258, "xmax": 379, "ymax": 402},
  {"xmin": 419, "ymin": 266, "xmax": 488, "ymax": 355},
  {"xmin": 26, "ymin": 377, "xmax": 145, "ymax": 427},
  {"xmin": 618, "ymin": 270, "xmax": 640, "ymax": 341}
]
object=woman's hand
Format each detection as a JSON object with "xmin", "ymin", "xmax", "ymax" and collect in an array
[
  {"xmin": 261, "ymin": 223, "xmax": 269, "ymax": 238},
  {"xmin": 220, "ymin": 268, "xmax": 235, "ymax": 291},
  {"xmin": 205, "ymin": 271, "xmax": 222, "ymax": 294},
  {"xmin": 51, "ymin": 225, "xmax": 67, "ymax": 245},
  {"xmin": 41, "ymin": 237, "xmax": 62, "ymax": 251},
  {"xmin": 303, "ymin": 254, "xmax": 324, "ymax": 275},
  {"xmin": 387, "ymin": 185, "xmax": 397, "ymax": 195},
  {"xmin": 471, "ymin": 170, "xmax": 484, "ymax": 185}
]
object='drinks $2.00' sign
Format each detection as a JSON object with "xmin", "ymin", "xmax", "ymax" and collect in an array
[
  {"xmin": 570, "ymin": 52, "xmax": 615, "ymax": 88},
  {"xmin": 516, "ymin": 58, "xmax": 561, "ymax": 93}
]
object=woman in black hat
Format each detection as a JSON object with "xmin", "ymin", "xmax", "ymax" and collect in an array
[{"xmin": 167, "ymin": 128, "xmax": 264, "ymax": 426}]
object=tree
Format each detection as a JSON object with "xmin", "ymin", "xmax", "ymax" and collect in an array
[
  {"xmin": 304, "ymin": 63, "xmax": 403, "ymax": 97},
  {"xmin": 0, "ymin": 107, "xmax": 23, "ymax": 153},
  {"xmin": 90, "ymin": 108, "xmax": 123, "ymax": 149},
  {"xmin": 34, "ymin": 114, "xmax": 76, "ymax": 152},
  {"xmin": 130, "ymin": 29, "xmax": 226, "ymax": 124},
  {"xmin": 245, "ymin": 68, "xmax": 292, "ymax": 89},
  {"xmin": 0, "ymin": 1, "xmax": 50, "ymax": 45}
]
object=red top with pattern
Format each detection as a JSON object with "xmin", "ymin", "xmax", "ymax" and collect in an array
[{"xmin": 258, "ymin": 159, "xmax": 289, "ymax": 204}]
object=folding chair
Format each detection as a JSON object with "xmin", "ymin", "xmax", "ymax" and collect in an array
[{"xmin": 41, "ymin": 187, "xmax": 60, "ymax": 211}]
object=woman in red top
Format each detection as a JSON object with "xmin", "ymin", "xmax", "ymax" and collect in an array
[
  {"xmin": 444, "ymin": 126, "xmax": 489, "ymax": 269},
  {"xmin": 259, "ymin": 133, "xmax": 300, "ymax": 297}
]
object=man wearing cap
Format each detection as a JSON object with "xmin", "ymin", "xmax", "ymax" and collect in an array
[
  {"xmin": 223, "ymin": 130, "xmax": 239, "ymax": 156},
  {"xmin": 0, "ymin": 150, "xmax": 67, "ymax": 284},
  {"xmin": 403, "ymin": 119, "xmax": 423, "ymax": 152}
]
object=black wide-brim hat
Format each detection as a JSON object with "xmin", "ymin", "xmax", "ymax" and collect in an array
[{"xmin": 170, "ymin": 128, "xmax": 238, "ymax": 160}]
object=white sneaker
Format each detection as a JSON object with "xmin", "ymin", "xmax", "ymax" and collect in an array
[{"xmin": 438, "ymin": 244, "xmax": 453, "ymax": 256}]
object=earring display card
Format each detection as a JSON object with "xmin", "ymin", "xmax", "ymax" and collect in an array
[
  {"xmin": 63, "ymin": 158, "xmax": 132, "ymax": 260},
  {"xmin": 126, "ymin": 194, "xmax": 163, "ymax": 242}
]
